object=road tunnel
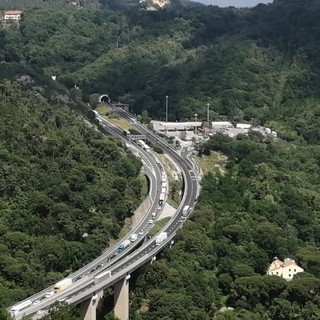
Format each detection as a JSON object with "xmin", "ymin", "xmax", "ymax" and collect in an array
[{"xmin": 100, "ymin": 95, "xmax": 111, "ymax": 103}]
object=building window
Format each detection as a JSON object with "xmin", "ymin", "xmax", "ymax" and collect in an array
[
  {"xmin": 289, "ymin": 269, "xmax": 291, "ymax": 272},
  {"xmin": 276, "ymin": 272, "xmax": 278, "ymax": 275},
  {"xmin": 294, "ymin": 269, "xmax": 296, "ymax": 272},
  {"xmin": 289, "ymin": 274, "xmax": 291, "ymax": 277}
]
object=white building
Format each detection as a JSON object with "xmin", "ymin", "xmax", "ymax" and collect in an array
[
  {"xmin": 211, "ymin": 121, "xmax": 233, "ymax": 131},
  {"xmin": 151, "ymin": 120, "xmax": 202, "ymax": 132},
  {"xmin": 139, "ymin": 0, "xmax": 170, "ymax": 8},
  {"xmin": 267, "ymin": 257, "xmax": 304, "ymax": 281},
  {"xmin": 251, "ymin": 126, "xmax": 278, "ymax": 139},
  {"xmin": 236, "ymin": 123, "xmax": 252, "ymax": 129},
  {"xmin": 224, "ymin": 128, "xmax": 249, "ymax": 138},
  {"xmin": 4, "ymin": 10, "xmax": 23, "ymax": 21}
]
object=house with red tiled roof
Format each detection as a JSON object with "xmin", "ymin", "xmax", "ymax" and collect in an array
[
  {"xmin": 267, "ymin": 257, "xmax": 304, "ymax": 281},
  {"xmin": 4, "ymin": 10, "xmax": 23, "ymax": 21}
]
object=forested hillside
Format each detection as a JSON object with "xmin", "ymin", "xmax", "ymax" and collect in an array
[
  {"xmin": 131, "ymin": 133, "xmax": 320, "ymax": 319},
  {"xmin": 1, "ymin": 0, "xmax": 320, "ymax": 132},
  {"xmin": 0, "ymin": 82, "xmax": 142, "ymax": 316}
]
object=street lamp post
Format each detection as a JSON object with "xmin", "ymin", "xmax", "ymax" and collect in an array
[
  {"xmin": 207, "ymin": 103, "xmax": 210, "ymax": 125},
  {"xmin": 165, "ymin": 95, "xmax": 168, "ymax": 123}
]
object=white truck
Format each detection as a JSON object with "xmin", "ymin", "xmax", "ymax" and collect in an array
[
  {"xmin": 137, "ymin": 140, "xmax": 145, "ymax": 148},
  {"xmin": 54, "ymin": 278, "xmax": 72, "ymax": 293},
  {"xmin": 94, "ymin": 270, "xmax": 112, "ymax": 284},
  {"xmin": 161, "ymin": 187, "xmax": 166, "ymax": 194},
  {"xmin": 10, "ymin": 300, "xmax": 32, "ymax": 318},
  {"xmin": 161, "ymin": 182, "xmax": 167, "ymax": 188},
  {"xmin": 130, "ymin": 233, "xmax": 138, "ymax": 242},
  {"xmin": 182, "ymin": 205, "xmax": 190, "ymax": 217},
  {"xmin": 151, "ymin": 212, "xmax": 156, "ymax": 219},
  {"xmin": 159, "ymin": 192, "xmax": 165, "ymax": 206},
  {"xmin": 144, "ymin": 145, "xmax": 152, "ymax": 153},
  {"xmin": 156, "ymin": 232, "xmax": 168, "ymax": 245},
  {"xmin": 118, "ymin": 239, "xmax": 131, "ymax": 253},
  {"xmin": 161, "ymin": 174, "xmax": 166, "ymax": 182}
]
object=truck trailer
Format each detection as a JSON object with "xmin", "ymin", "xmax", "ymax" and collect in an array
[
  {"xmin": 182, "ymin": 205, "xmax": 190, "ymax": 217},
  {"xmin": 144, "ymin": 145, "xmax": 151, "ymax": 153},
  {"xmin": 161, "ymin": 182, "xmax": 167, "ymax": 188},
  {"xmin": 10, "ymin": 300, "xmax": 32, "ymax": 318},
  {"xmin": 156, "ymin": 232, "xmax": 168, "ymax": 245},
  {"xmin": 54, "ymin": 278, "xmax": 72, "ymax": 293},
  {"xmin": 94, "ymin": 270, "xmax": 112, "ymax": 284},
  {"xmin": 118, "ymin": 239, "xmax": 131, "ymax": 253},
  {"xmin": 159, "ymin": 193, "xmax": 165, "ymax": 205}
]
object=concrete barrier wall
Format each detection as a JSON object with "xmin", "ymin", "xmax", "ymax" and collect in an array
[{"xmin": 131, "ymin": 196, "xmax": 152, "ymax": 228}]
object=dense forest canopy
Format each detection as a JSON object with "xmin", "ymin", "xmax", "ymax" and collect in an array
[
  {"xmin": 1, "ymin": 0, "xmax": 320, "ymax": 130},
  {"xmin": 1, "ymin": 0, "xmax": 320, "ymax": 319}
]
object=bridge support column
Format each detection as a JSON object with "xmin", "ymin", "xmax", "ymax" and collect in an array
[
  {"xmin": 80, "ymin": 290, "xmax": 103, "ymax": 320},
  {"xmin": 114, "ymin": 275, "xmax": 130, "ymax": 320}
]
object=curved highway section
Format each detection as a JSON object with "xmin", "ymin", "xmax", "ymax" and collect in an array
[{"xmin": 9, "ymin": 107, "xmax": 198, "ymax": 320}]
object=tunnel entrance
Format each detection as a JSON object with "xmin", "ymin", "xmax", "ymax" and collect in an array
[{"xmin": 99, "ymin": 95, "xmax": 111, "ymax": 103}]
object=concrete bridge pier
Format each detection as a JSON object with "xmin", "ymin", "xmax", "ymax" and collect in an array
[
  {"xmin": 114, "ymin": 275, "xmax": 130, "ymax": 320},
  {"xmin": 80, "ymin": 290, "xmax": 104, "ymax": 320}
]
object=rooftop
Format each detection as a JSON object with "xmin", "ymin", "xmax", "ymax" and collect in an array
[
  {"xmin": 223, "ymin": 128, "xmax": 249, "ymax": 138},
  {"xmin": 211, "ymin": 121, "xmax": 233, "ymax": 126},
  {"xmin": 4, "ymin": 10, "xmax": 23, "ymax": 15},
  {"xmin": 268, "ymin": 257, "xmax": 299, "ymax": 272},
  {"xmin": 152, "ymin": 121, "xmax": 202, "ymax": 131}
]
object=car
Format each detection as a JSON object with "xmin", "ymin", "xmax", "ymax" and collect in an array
[
  {"xmin": 139, "ymin": 230, "xmax": 143, "ymax": 235},
  {"xmin": 45, "ymin": 291, "xmax": 54, "ymax": 298},
  {"xmin": 148, "ymin": 219, "xmax": 153, "ymax": 224},
  {"xmin": 33, "ymin": 300, "xmax": 40, "ymax": 305},
  {"xmin": 36, "ymin": 310, "xmax": 44, "ymax": 315}
]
